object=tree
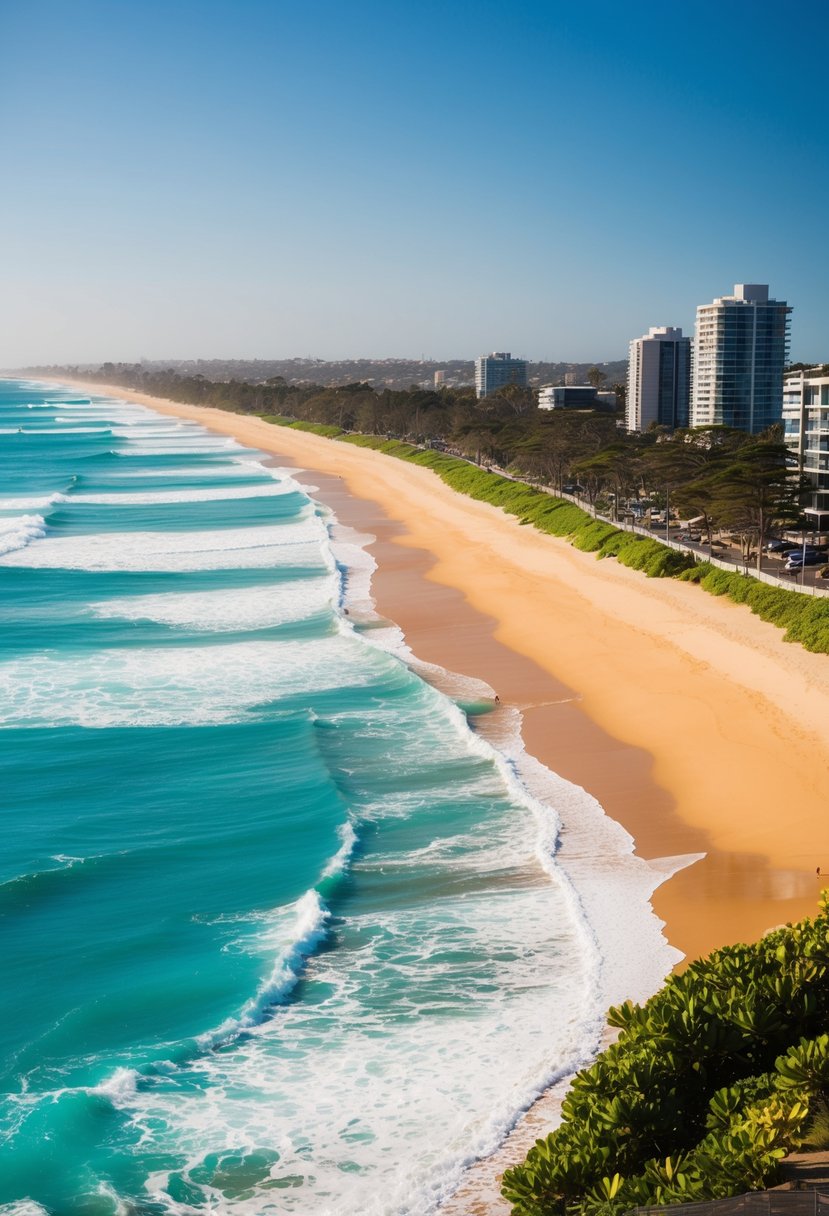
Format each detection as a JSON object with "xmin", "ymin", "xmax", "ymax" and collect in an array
[
  {"xmin": 485, "ymin": 383, "xmax": 537, "ymax": 417},
  {"xmin": 704, "ymin": 441, "xmax": 806, "ymax": 570},
  {"xmin": 586, "ymin": 367, "xmax": 607, "ymax": 389},
  {"xmin": 573, "ymin": 440, "xmax": 642, "ymax": 514},
  {"xmin": 610, "ymin": 381, "xmax": 627, "ymax": 413}
]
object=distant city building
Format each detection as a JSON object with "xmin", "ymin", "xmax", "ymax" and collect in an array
[
  {"xmin": 783, "ymin": 367, "xmax": 829, "ymax": 527},
  {"xmin": 475, "ymin": 352, "xmax": 528, "ymax": 399},
  {"xmin": 626, "ymin": 326, "xmax": 691, "ymax": 432},
  {"xmin": 690, "ymin": 284, "xmax": 791, "ymax": 433},
  {"xmin": 434, "ymin": 370, "xmax": 445, "ymax": 388},
  {"xmin": 538, "ymin": 385, "xmax": 617, "ymax": 411}
]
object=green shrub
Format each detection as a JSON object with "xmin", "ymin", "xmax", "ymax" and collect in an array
[
  {"xmin": 260, "ymin": 415, "xmax": 344, "ymax": 438},
  {"xmin": 674, "ymin": 564, "xmax": 829, "ymax": 652},
  {"xmin": 599, "ymin": 533, "xmax": 695, "ymax": 578},
  {"xmin": 502, "ymin": 898, "xmax": 829, "ymax": 1216}
]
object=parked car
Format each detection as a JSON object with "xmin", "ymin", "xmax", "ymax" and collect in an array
[
  {"xmin": 784, "ymin": 552, "xmax": 824, "ymax": 570},
  {"xmin": 766, "ymin": 539, "xmax": 799, "ymax": 553}
]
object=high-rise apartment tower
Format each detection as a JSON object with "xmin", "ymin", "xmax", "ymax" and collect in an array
[
  {"xmin": 690, "ymin": 284, "xmax": 791, "ymax": 433},
  {"xmin": 783, "ymin": 368, "xmax": 829, "ymax": 524},
  {"xmin": 474, "ymin": 352, "xmax": 528, "ymax": 399},
  {"xmin": 626, "ymin": 326, "xmax": 691, "ymax": 432}
]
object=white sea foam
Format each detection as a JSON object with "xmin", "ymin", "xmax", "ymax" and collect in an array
[
  {"xmin": 0, "ymin": 635, "xmax": 393, "ymax": 726},
  {"xmin": 329, "ymin": 522, "xmax": 379, "ymax": 615},
  {"xmin": 320, "ymin": 820, "xmax": 359, "ymax": 879},
  {"xmin": 66, "ymin": 482, "xmax": 298, "ymax": 505},
  {"xmin": 0, "ymin": 494, "xmax": 64, "ymax": 511},
  {"xmin": 114, "ymin": 438, "xmax": 246, "ymax": 457},
  {"xmin": 329, "ymin": 508, "xmax": 689, "ymax": 1011},
  {"xmin": 101, "ymin": 463, "xmax": 267, "ymax": 479},
  {"xmin": 110, "ymin": 425, "xmax": 199, "ymax": 435},
  {"xmin": 200, "ymin": 891, "xmax": 330, "ymax": 1049},
  {"xmin": 89, "ymin": 577, "xmax": 337, "ymax": 631},
  {"xmin": 482, "ymin": 709, "xmax": 694, "ymax": 1010},
  {"xmin": 0, "ymin": 519, "xmax": 326, "ymax": 572},
  {"xmin": 116, "ymin": 872, "xmax": 599, "ymax": 1216},
  {"xmin": 12, "ymin": 428, "xmax": 113, "ymax": 437},
  {"xmin": 55, "ymin": 412, "xmax": 153, "ymax": 426},
  {"xmin": 0, "ymin": 515, "xmax": 47, "ymax": 557},
  {"xmin": 90, "ymin": 1067, "xmax": 139, "ymax": 1107}
]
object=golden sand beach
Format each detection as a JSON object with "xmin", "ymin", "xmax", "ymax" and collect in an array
[{"xmin": 55, "ymin": 380, "xmax": 829, "ymax": 1212}]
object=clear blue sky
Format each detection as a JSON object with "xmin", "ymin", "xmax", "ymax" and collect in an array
[{"xmin": 1, "ymin": 0, "xmax": 826, "ymax": 365}]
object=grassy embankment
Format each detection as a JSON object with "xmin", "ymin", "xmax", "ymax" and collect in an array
[{"xmin": 262, "ymin": 417, "xmax": 829, "ymax": 655}]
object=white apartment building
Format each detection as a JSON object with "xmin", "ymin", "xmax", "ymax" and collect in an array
[
  {"xmin": 626, "ymin": 326, "xmax": 690, "ymax": 432},
  {"xmin": 783, "ymin": 367, "xmax": 829, "ymax": 526},
  {"xmin": 474, "ymin": 352, "xmax": 528, "ymax": 399},
  {"xmin": 690, "ymin": 284, "xmax": 791, "ymax": 433}
]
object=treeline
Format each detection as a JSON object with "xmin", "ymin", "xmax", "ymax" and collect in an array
[
  {"xmin": 60, "ymin": 361, "xmax": 625, "ymax": 482},
  {"xmin": 67, "ymin": 364, "xmax": 806, "ymax": 567},
  {"xmin": 33, "ymin": 356, "xmax": 629, "ymax": 391},
  {"xmin": 503, "ymin": 895, "xmax": 829, "ymax": 1215}
]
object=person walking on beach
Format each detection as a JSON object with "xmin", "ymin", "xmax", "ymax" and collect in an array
[{"xmin": 818, "ymin": 866, "xmax": 821, "ymax": 878}]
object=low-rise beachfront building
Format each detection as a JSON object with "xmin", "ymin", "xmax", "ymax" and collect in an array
[
  {"xmin": 626, "ymin": 326, "xmax": 691, "ymax": 432},
  {"xmin": 538, "ymin": 385, "xmax": 617, "ymax": 411},
  {"xmin": 690, "ymin": 283, "xmax": 791, "ymax": 433},
  {"xmin": 474, "ymin": 352, "xmax": 528, "ymax": 399},
  {"xmin": 783, "ymin": 366, "xmax": 829, "ymax": 529}
]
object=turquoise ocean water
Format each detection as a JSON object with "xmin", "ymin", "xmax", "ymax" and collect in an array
[{"xmin": 0, "ymin": 381, "xmax": 682, "ymax": 1216}]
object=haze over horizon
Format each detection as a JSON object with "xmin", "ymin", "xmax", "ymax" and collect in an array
[{"xmin": 1, "ymin": 0, "xmax": 827, "ymax": 367}]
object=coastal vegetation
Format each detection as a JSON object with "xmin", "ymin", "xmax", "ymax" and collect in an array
[
  {"xmin": 39, "ymin": 365, "xmax": 829, "ymax": 654},
  {"xmin": 502, "ymin": 895, "xmax": 829, "ymax": 1216},
  {"xmin": 262, "ymin": 420, "xmax": 829, "ymax": 651}
]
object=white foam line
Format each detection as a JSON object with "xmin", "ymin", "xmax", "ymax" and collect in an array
[
  {"xmin": 89, "ymin": 578, "xmax": 338, "ymax": 631},
  {"xmin": 0, "ymin": 635, "xmax": 385, "ymax": 726},
  {"xmin": 0, "ymin": 518, "xmax": 326, "ymax": 572},
  {"xmin": 66, "ymin": 482, "xmax": 298, "ymax": 505},
  {"xmin": 199, "ymin": 890, "xmax": 331, "ymax": 1049},
  {"xmin": 0, "ymin": 493, "xmax": 64, "ymax": 510},
  {"xmin": 0, "ymin": 514, "xmax": 47, "ymax": 557},
  {"xmin": 321, "ymin": 483, "xmax": 687, "ymax": 1110},
  {"xmin": 321, "ymin": 820, "xmax": 359, "ymax": 879},
  {"xmin": 15, "ymin": 428, "xmax": 113, "ymax": 435}
]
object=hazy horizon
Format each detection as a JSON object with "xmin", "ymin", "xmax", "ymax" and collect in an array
[
  {"xmin": 2, "ymin": 0, "xmax": 826, "ymax": 366},
  {"xmin": 6, "ymin": 353, "xmax": 630, "ymax": 371}
]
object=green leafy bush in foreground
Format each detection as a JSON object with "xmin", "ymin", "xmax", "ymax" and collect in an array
[{"xmin": 502, "ymin": 897, "xmax": 829, "ymax": 1216}]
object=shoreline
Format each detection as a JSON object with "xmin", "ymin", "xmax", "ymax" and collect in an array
[{"xmin": 30, "ymin": 378, "xmax": 829, "ymax": 1211}]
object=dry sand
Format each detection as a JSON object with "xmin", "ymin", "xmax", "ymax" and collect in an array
[{"xmin": 48, "ymin": 380, "xmax": 829, "ymax": 1211}]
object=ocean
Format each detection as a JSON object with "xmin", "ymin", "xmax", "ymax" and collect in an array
[{"xmin": 0, "ymin": 379, "xmax": 682, "ymax": 1216}]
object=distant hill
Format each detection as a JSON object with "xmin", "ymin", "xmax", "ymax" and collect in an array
[{"xmin": 15, "ymin": 357, "xmax": 628, "ymax": 391}]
